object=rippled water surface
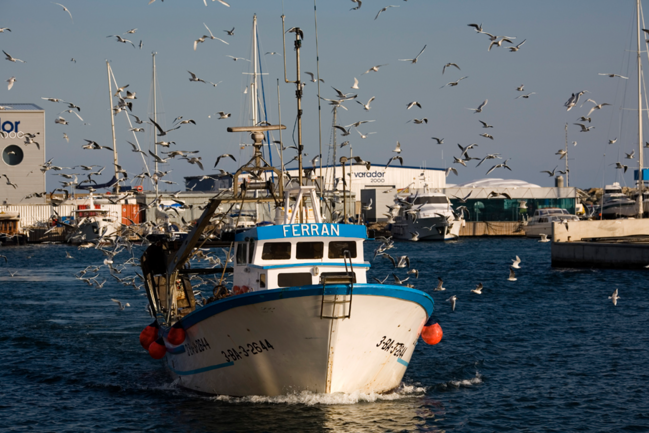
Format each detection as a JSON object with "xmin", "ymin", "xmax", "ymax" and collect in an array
[{"xmin": 1, "ymin": 238, "xmax": 648, "ymax": 432}]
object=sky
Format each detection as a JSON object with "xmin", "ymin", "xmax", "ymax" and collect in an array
[{"xmin": 1, "ymin": 0, "xmax": 648, "ymax": 192}]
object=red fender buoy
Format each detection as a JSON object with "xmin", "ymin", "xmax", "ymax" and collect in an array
[
  {"xmin": 148, "ymin": 338, "xmax": 167, "ymax": 359},
  {"xmin": 421, "ymin": 323, "xmax": 443, "ymax": 345},
  {"xmin": 232, "ymin": 285, "xmax": 241, "ymax": 295},
  {"xmin": 139, "ymin": 321, "xmax": 159, "ymax": 349},
  {"xmin": 167, "ymin": 325, "xmax": 186, "ymax": 346}
]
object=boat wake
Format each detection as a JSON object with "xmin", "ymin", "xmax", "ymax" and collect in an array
[
  {"xmin": 210, "ymin": 383, "xmax": 426, "ymax": 406},
  {"xmin": 436, "ymin": 371, "xmax": 483, "ymax": 390}
]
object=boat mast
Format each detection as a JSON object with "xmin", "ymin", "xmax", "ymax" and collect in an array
[
  {"xmin": 152, "ymin": 52, "xmax": 159, "ymax": 197},
  {"xmin": 251, "ymin": 15, "xmax": 258, "ymax": 127},
  {"xmin": 106, "ymin": 62, "xmax": 120, "ymax": 193},
  {"xmin": 564, "ymin": 123, "xmax": 569, "ymax": 187},
  {"xmin": 281, "ymin": 16, "xmax": 305, "ymax": 223},
  {"xmin": 637, "ymin": 0, "xmax": 644, "ymax": 217}
]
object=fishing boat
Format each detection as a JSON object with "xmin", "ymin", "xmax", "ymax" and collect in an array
[
  {"xmin": 524, "ymin": 208, "xmax": 579, "ymax": 238},
  {"xmin": 390, "ymin": 190, "xmax": 463, "ymax": 241},
  {"xmin": 137, "ymin": 18, "xmax": 441, "ymax": 397},
  {"xmin": 601, "ymin": 182, "xmax": 636, "ymax": 219}
]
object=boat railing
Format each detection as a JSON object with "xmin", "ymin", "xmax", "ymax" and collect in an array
[{"xmin": 319, "ymin": 249, "xmax": 354, "ymax": 319}]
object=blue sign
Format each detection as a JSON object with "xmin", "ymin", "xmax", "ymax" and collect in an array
[{"xmin": 235, "ymin": 223, "xmax": 367, "ymax": 241}]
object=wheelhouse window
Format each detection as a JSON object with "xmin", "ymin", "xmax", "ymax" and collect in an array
[
  {"xmin": 277, "ymin": 272, "xmax": 313, "ymax": 287},
  {"xmin": 296, "ymin": 242, "xmax": 324, "ymax": 259},
  {"xmin": 262, "ymin": 242, "xmax": 292, "ymax": 260},
  {"xmin": 236, "ymin": 243, "xmax": 247, "ymax": 265},
  {"xmin": 328, "ymin": 241, "xmax": 357, "ymax": 259},
  {"xmin": 248, "ymin": 240, "xmax": 255, "ymax": 263}
]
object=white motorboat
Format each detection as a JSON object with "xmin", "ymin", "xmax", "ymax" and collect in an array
[
  {"xmin": 66, "ymin": 194, "xmax": 120, "ymax": 244},
  {"xmin": 601, "ymin": 182, "xmax": 636, "ymax": 219},
  {"xmin": 390, "ymin": 191, "xmax": 463, "ymax": 241},
  {"xmin": 524, "ymin": 208, "xmax": 580, "ymax": 238}
]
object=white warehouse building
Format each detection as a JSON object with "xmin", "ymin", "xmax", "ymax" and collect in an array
[{"xmin": 286, "ymin": 164, "xmax": 447, "ymax": 220}]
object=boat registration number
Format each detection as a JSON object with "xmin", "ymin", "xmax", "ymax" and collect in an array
[
  {"xmin": 186, "ymin": 337, "xmax": 212, "ymax": 357},
  {"xmin": 376, "ymin": 336, "xmax": 408, "ymax": 359},
  {"xmin": 221, "ymin": 339, "xmax": 275, "ymax": 363}
]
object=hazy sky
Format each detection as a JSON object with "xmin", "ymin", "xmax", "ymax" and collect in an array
[{"xmin": 1, "ymin": 0, "xmax": 647, "ymax": 192}]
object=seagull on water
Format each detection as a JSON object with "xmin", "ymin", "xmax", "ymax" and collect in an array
[
  {"xmin": 539, "ymin": 233, "xmax": 550, "ymax": 243},
  {"xmin": 507, "ymin": 267, "xmax": 517, "ymax": 282}
]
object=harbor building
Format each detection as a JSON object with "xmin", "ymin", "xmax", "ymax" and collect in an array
[{"xmin": 0, "ymin": 104, "xmax": 46, "ymax": 204}]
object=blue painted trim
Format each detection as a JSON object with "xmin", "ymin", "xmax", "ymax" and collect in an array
[
  {"xmin": 167, "ymin": 345, "xmax": 186, "ymax": 355},
  {"xmin": 169, "ymin": 361, "xmax": 234, "ymax": 376},
  {"xmin": 247, "ymin": 262, "xmax": 371, "ymax": 270},
  {"xmin": 285, "ymin": 164, "xmax": 445, "ymax": 172},
  {"xmin": 235, "ymin": 223, "xmax": 367, "ymax": 242},
  {"xmin": 397, "ymin": 357, "xmax": 409, "ymax": 367},
  {"xmin": 179, "ymin": 284, "xmax": 434, "ymax": 330}
]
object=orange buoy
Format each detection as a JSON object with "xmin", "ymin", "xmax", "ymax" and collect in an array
[
  {"xmin": 139, "ymin": 321, "xmax": 159, "ymax": 349},
  {"xmin": 148, "ymin": 338, "xmax": 167, "ymax": 359},
  {"xmin": 241, "ymin": 285, "xmax": 250, "ymax": 294},
  {"xmin": 167, "ymin": 325, "xmax": 186, "ymax": 346},
  {"xmin": 232, "ymin": 285, "xmax": 241, "ymax": 295},
  {"xmin": 421, "ymin": 323, "xmax": 443, "ymax": 345}
]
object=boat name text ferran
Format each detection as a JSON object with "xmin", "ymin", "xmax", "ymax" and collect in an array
[{"xmin": 281, "ymin": 223, "xmax": 340, "ymax": 237}]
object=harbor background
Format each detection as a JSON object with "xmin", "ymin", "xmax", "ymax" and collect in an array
[{"xmin": 2, "ymin": 238, "xmax": 647, "ymax": 432}]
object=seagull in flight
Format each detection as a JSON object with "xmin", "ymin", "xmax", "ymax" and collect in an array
[
  {"xmin": 109, "ymin": 35, "xmax": 135, "ymax": 48},
  {"xmin": 609, "ymin": 289, "xmax": 620, "ymax": 306},
  {"xmin": 431, "ymin": 137, "xmax": 444, "ymax": 144},
  {"xmin": 406, "ymin": 101, "xmax": 422, "ymax": 110},
  {"xmin": 434, "ymin": 277, "xmax": 446, "ymax": 291},
  {"xmin": 305, "ymin": 72, "xmax": 324, "ymax": 83},
  {"xmin": 599, "ymin": 73, "xmax": 628, "ymax": 79},
  {"xmin": 471, "ymin": 283, "xmax": 483, "ymax": 294},
  {"xmin": 585, "ymin": 99, "xmax": 611, "ymax": 117},
  {"xmin": 214, "ymin": 154, "xmax": 236, "ymax": 167},
  {"xmin": 486, "ymin": 159, "xmax": 511, "ymax": 175},
  {"xmin": 357, "ymin": 96, "xmax": 375, "ymax": 111},
  {"xmin": 508, "ymin": 39, "xmax": 526, "ymax": 52},
  {"xmin": 227, "ymin": 55, "xmax": 250, "ymax": 62},
  {"xmin": 111, "ymin": 299, "xmax": 130, "ymax": 310},
  {"xmin": 375, "ymin": 5, "xmax": 399, "ymax": 20},
  {"xmin": 541, "ymin": 166, "xmax": 558, "ymax": 177},
  {"xmin": 6, "ymin": 76, "xmax": 15, "ymax": 90},
  {"xmin": 351, "ymin": 77, "xmax": 359, "ymax": 89},
  {"xmin": 203, "ymin": 23, "xmax": 229, "ymax": 44},
  {"xmin": 441, "ymin": 76, "xmax": 468, "ymax": 88},
  {"xmin": 507, "ymin": 268, "xmax": 517, "ymax": 282},
  {"xmin": 467, "ymin": 23, "xmax": 484, "ymax": 33},
  {"xmin": 362, "ymin": 64, "xmax": 388, "ymax": 75},
  {"xmin": 3, "ymin": 50, "xmax": 25, "ymax": 63},
  {"xmin": 516, "ymin": 92, "xmax": 536, "ymax": 99},
  {"xmin": 442, "ymin": 62, "xmax": 461, "ymax": 74},
  {"xmin": 467, "ymin": 99, "xmax": 488, "ymax": 113},
  {"xmin": 52, "ymin": 2, "xmax": 73, "ymax": 22},
  {"xmin": 479, "ymin": 120, "xmax": 493, "ymax": 128},
  {"xmin": 188, "ymin": 70, "xmax": 206, "ymax": 83},
  {"xmin": 399, "ymin": 45, "xmax": 427, "ymax": 64},
  {"xmin": 511, "ymin": 255, "xmax": 521, "ymax": 269},
  {"xmin": 446, "ymin": 295, "xmax": 457, "ymax": 311},
  {"xmin": 574, "ymin": 123, "xmax": 594, "ymax": 132}
]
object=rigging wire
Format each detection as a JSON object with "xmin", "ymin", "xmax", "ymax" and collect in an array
[{"xmin": 313, "ymin": 0, "xmax": 324, "ymax": 204}]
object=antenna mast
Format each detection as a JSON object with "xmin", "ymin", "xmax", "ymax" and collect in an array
[
  {"xmin": 152, "ymin": 52, "xmax": 159, "ymax": 196},
  {"xmin": 564, "ymin": 123, "xmax": 569, "ymax": 187},
  {"xmin": 106, "ymin": 62, "xmax": 120, "ymax": 193},
  {"xmin": 637, "ymin": 0, "xmax": 644, "ymax": 217}
]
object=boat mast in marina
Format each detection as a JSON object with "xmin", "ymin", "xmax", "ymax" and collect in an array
[
  {"xmin": 152, "ymin": 52, "xmax": 159, "ymax": 196},
  {"xmin": 637, "ymin": 0, "xmax": 644, "ymax": 217},
  {"xmin": 106, "ymin": 62, "xmax": 120, "ymax": 193}
]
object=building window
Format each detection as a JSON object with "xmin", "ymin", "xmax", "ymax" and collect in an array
[
  {"xmin": 296, "ymin": 242, "xmax": 324, "ymax": 259},
  {"xmin": 328, "ymin": 241, "xmax": 357, "ymax": 259},
  {"xmin": 277, "ymin": 272, "xmax": 312, "ymax": 287},
  {"xmin": 2, "ymin": 145, "xmax": 23, "ymax": 166},
  {"xmin": 262, "ymin": 242, "xmax": 291, "ymax": 260}
]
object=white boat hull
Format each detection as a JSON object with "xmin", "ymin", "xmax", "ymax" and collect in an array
[
  {"xmin": 391, "ymin": 217, "xmax": 462, "ymax": 241},
  {"xmin": 164, "ymin": 284, "xmax": 433, "ymax": 396}
]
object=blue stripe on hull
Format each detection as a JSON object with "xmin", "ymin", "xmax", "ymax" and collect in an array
[
  {"xmin": 397, "ymin": 357, "xmax": 409, "ymax": 367},
  {"xmin": 179, "ymin": 284, "xmax": 434, "ymax": 330}
]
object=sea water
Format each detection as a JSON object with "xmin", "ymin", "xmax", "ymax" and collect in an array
[{"xmin": 1, "ymin": 238, "xmax": 648, "ymax": 432}]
